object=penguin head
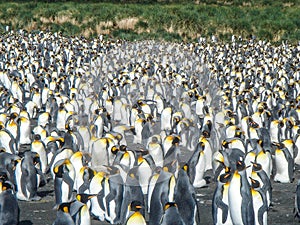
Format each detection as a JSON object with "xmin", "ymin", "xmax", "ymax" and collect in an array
[
  {"xmin": 218, "ymin": 172, "xmax": 232, "ymax": 183},
  {"xmin": 236, "ymin": 160, "xmax": 246, "ymax": 171},
  {"xmin": 76, "ymin": 193, "xmax": 96, "ymax": 204},
  {"xmin": 222, "ymin": 140, "xmax": 229, "ymax": 149},
  {"xmin": 0, "ymin": 171, "xmax": 8, "ymax": 182},
  {"xmin": 251, "ymin": 162, "xmax": 262, "ymax": 172},
  {"xmin": 57, "ymin": 202, "xmax": 72, "ymax": 213},
  {"xmin": 172, "ymin": 135, "xmax": 181, "ymax": 146},
  {"xmin": 34, "ymin": 134, "xmax": 41, "ymax": 141},
  {"xmin": 111, "ymin": 145, "xmax": 119, "ymax": 155},
  {"xmin": 250, "ymin": 177, "xmax": 260, "ymax": 189},
  {"xmin": 164, "ymin": 202, "xmax": 177, "ymax": 211},
  {"xmin": 202, "ymin": 130, "xmax": 210, "ymax": 138},
  {"xmin": 1, "ymin": 181, "xmax": 13, "ymax": 192},
  {"xmin": 129, "ymin": 200, "xmax": 143, "ymax": 212}
]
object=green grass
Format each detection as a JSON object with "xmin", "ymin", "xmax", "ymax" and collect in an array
[{"xmin": 0, "ymin": 0, "xmax": 300, "ymax": 43}]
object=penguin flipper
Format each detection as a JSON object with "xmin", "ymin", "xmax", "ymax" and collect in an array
[
  {"xmin": 105, "ymin": 192, "xmax": 115, "ymax": 217},
  {"xmin": 97, "ymin": 189, "xmax": 105, "ymax": 211},
  {"xmin": 215, "ymin": 197, "xmax": 229, "ymax": 224},
  {"xmin": 257, "ymin": 204, "xmax": 268, "ymax": 225},
  {"xmin": 36, "ymin": 168, "xmax": 47, "ymax": 186},
  {"xmin": 62, "ymin": 173, "xmax": 74, "ymax": 199}
]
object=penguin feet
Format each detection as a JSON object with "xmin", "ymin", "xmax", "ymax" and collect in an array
[
  {"xmin": 30, "ymin": 195, "xmax": 41, "ymax": 201},
  {"xmin": 193, "ymin": 178, "xmax": 210, "ymax": 188}
]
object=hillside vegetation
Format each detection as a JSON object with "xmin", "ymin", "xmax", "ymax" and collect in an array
[{"xmin": 0, "ymin": 0, "xmax": 300, "ymax": 42}]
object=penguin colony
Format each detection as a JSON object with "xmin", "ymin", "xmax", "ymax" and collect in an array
[{"xmin": 0, "ymin": 29, "xmax": 300, "ymax": 225}]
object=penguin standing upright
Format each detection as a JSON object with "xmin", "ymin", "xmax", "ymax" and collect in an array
[
  {"xmin": 0, "ymin": 123, "xmax": 17, "ymax": 154},
  {"xmin": 15, "ymin": 151, "xmax": 41, "ymax": 201},
  {"xmin": 125, "ymin": 201, "xmax": 147, "ymax": 225},
  {"xmin": 228, "ymin": 160, "xmax": 254, "ymax": 225},
  {"xmin": 187, "ymin": 142, "xmax": 208, "ymax": 188},
  {"xmin": 31, "ymin": 134, "xmax": 47, "ymax": 173},
  {"xmin": 147, "ymin": 135, "xmax": 164, "ymax": 167},
  {"xmin": 161, "ymin": 107, "xmax": 173, "ymax": 134},
  {"xmin": 76, "ymin": 166, "xmax": 95, "ymax": 194},
  {"xmin": 273, "ymin": 142, "xmax": 294, "ymax": 183},
  {"xmin": 70, "ymin": 151, "xmax": 90, "ymax": 191},
  {"xmin": 100, "ymin": 165, "xmax": 124, "ymax": 224},
  {"xmin": 251, "ymin": 162, "xmax": 272, "ymax": 208},
  {"xmin": 294, "ymin": 179, "xmax": 300, "ymax": 221},
  {"xmin": 53, "ymin": 158, "xmax": 75, "ymax": 205},
  {"xmin": 53, "ymin": 202, "xmax": 75, "ymax": 225},
  {"xmin": 0, "ymin": 180, "xmax": 19, "ymax": 225},
  {"xmin": 249, "ymin": 178, "xmax": 268, "ymax": 225},
  {"xmin": 133, "ymin": 118, "xmax": 146, "ymax": 144},
  {"xmin": 70, "ymin": 194, "xmax": 94, "ymax": 225},
  {"xmin": 120, "ymin": 167, "xmax": 145, "ymax": 224},
  {"xmin": 149, "ymin": 167, "xmax": 176, "ymax": 225},
  {"xmin": 160, "ymin": 202, "xmax": 185, "ymax": 225},
  {"xmin": 136, "ymin": 152, "xmax": 155, "ymax": 195},
  {"xmin": 17, "ymin": 116, "xmax": 31, "ymax": 147},
  {"xmin": 212, "ymin": 172, "xmax": 232, "ymax": 225},
  {"xmin": 175, "ymin": 164, "xmax": 200, "ymax": 225},
  {"xmin": 88, "ymin": 171, "xmax": 106, "ymax": 221}
]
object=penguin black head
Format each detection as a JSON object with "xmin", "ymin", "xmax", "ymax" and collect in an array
[
  {"xmin": 0, "ymin": 147, "xmax": 6, "ymax": 153},
  {"xmin": 164, "ymin": 202, "xmax": 177, "ymax": 211},
  {"xmin": 130, "ymin": 200, "xmax": 143, "ymax": 212},
  {"xmin": 0, "ymin": 171, "xmax": 8, "ymax": 182},
  {"xmin": 57, "ymin": 202, "xmax": 72, "ymax": 213},
  {"xmin": 250, "ymin": 177, "xmax": 260, "ymax": 189},
  {"xmin": 1, "ymin": 180, "xmax": 14, "ymax": 191},
  {"xmin": 251, "ymin": 162, "xmax": 262, "ymax": 171},
  {"xmin": 181, "ymin": 163, "xmax": 189, "ymax": 173},
  {"xmin": 120, "ymin": 145, "xmax": 127, "ymax": 152},
  {"xmin": 172, "ymin": 136, "xmax": 180, "ymax": 145},
  {"xmin": 236, "ymin": 160, "xmax": 246, "ymax": 171},
  {"xmin": 202, "ymin": 130, "xmax": 210, "ymax": 138},
  {"xmin": 34, "ymin": 134, "xmax": 41, "ymax": 141},
  {"xmin": 76, "ymin": 193, "xmax": 96, "ymax": 204},
  {"xmin": 222, "ymin": 140, "xmax": 229, "ymax": 149},
  {"xmin": 219, "ymin": 172, "xmax": 232, "ymax": 183},
  {"xmin": 111, "ymin": 146, "xmax": 119, "ymax": 155},
  {"xmin": 9, "ymin": 112, "xmax": 18, "ymax": 120}
]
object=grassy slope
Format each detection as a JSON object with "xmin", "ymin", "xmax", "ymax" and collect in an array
[{"xmin": 0, "ymin": 0, "xmax": 300, "ymax": 43}]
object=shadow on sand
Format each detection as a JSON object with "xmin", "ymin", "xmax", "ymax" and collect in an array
[{"xmin": 19, "ymin": 220, "xmax": 33, "ymax": 225}]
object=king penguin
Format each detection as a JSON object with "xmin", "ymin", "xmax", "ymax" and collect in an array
[
  {"xmin": 53, "ymin": 158, "xmax": 75, "ymax": 205},
  {"xmin": 160, "ymin": 202, "xmax": 185, "ymax": 225},
  {"xmin": 149, "ymin": 166, "xmax": 176, "ymax": 225},
  {"xmin": 15, "ymin": 151, "xmax": 41, "ymax": 201},
  {"xmin": 212, "ymin": 172, "xmax": 232, "ymax": 225},
  {"xmin": 187, "ymin": 142, "xmax": 208, "ymax": 188},
  {"xmin": 175, "ymin": 164, "xmax": 200, "ymax": 225},
  {"xmin": 294, "ymin": 179, "xmax": 300, "ymax": 221},
  {"xmin": 273, "ymin": 142, "xmax": 294, "ymax": 183},
  {"xmin": 53, "ymin": 202, "xmax": 75, "ymax": 225},
  {"xmin": 0, "ymin": 180, "xmax": 19, "ymax": 225},
  {"xmin": 228, "ymin": 160, "xmax": 254, "ymax": 225},
  {"xmin": 125, "ymin": 200, "xmax": 147, "ymax": 225},
  {"xmin": 120, "ymin": 167, "xmax": 145, "ymax": 224},
  {"xmin": 249, "ymin": 177, "xmax": 268, "ymax": 225}
]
